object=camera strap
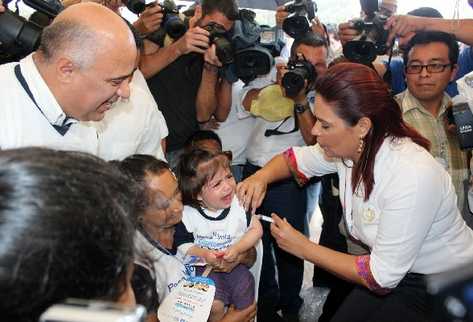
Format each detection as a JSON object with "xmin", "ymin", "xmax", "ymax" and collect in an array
[
  {"xmin": 264, "ymin": 115, "xmax": 300, "ymax": 137},
  {"xmin": 14, "ymin": 64, "xmax": 72, "ymax": 136}
]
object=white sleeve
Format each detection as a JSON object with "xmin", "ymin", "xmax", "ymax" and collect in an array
[
  {"xmin": 289, "ymin": 144, "xmax": 338, "ymax": 180},
  {"xmin": 369, "ymin": 160, "xmax": 447, "ymax": 288},
  {"xmin": 136, "ymin": 101, "xmax": 167, "ymax": 160}
]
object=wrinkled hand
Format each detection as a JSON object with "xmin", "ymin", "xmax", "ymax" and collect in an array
[
  {"xmin": 275, "ymin": 5, "xmax": 289, "ymax": 27},
  {"xmin": 223, "ymin": 246, "xmax": 240, "ymax": 263},
  {"xmin": 134, "ymin": 3, "xmax": 163, "ymax": 34},
  {"xmin": 223, "ymin": 303, "xmax": 257, "ymax": 322},
  {"xmin": 236, "ymin": 173, "xmax": 268, "ymax": 214},
  {"xmin": 337, "ymin": 21, "xmax": 359, "ymax": 46},
  {"xmin": 270, "ymin": 213, "xmax": 311, "ymax": 259},
  {"xmin": 385, "ymin": 15, "xmax": 425, "ymax": 46}
]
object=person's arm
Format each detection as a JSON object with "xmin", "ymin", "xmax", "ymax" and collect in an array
[
  {"xmin": 270, "ymin": 214, "xmax": 368, "ymax": 287},
  {"xmin": 385, "ymin": 16, "xmax": 473, "ymax": 47},
  {"xmin": 195, "ymin": 44, "xmax": 227, "ymax": 123},
  {"xmin": 213, "ymin": 247, "xmax": 256, "ymax": 273},
  {"xmin": 213, "ymin": 79, "xmax": 232, "ymax": 122},
  {"xmin": 241, "ymin": 88, "xmax": 262, "ymax": 111},
  {"xmin": 223, "ymin": 216, "xmax": 263, "ymax": 262},
  {"xmin": 186, "ymin": 245, "xmax": 221, "ymax": 266}
]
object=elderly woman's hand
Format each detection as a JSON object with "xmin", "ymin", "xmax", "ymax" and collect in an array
[
  {"xmin": 236, "ymin": 172, "xmax": 268, "ymax": 214},
  {"xmin": 270, "ymin": 213, "xmax": 311, "ymax": 259}
]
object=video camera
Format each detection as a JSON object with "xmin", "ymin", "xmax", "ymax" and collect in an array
[
  {"xmin": 282, "ymin": 0, "xmax": 317, "ymax": 40},
  {"xmin": 40, "ymin": 299, "xmax": 146, "ymax": 322},
  {"xmin": 282, "ymin": 56, "xmax": 316, "ymax": 98},
  {"xmin": 0, "ymin": 0, "xmax": 63, "ymax": 63},
  {"xmin": 343, "ymin": 0, "xmax": 391, "ymax": 65},
  {"xmin": 124, "ymin": 0, "xmax": 186, "ymax": 40}
]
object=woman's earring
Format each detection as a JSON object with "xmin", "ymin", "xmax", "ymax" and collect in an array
[{"xmin": 357, "ymin": 136, "xmax": 364, "ymax": 154}]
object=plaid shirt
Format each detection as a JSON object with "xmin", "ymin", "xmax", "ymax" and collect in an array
[{"xmin": 396, "ymin": 90, "xmax": 469, "ymax": 210}]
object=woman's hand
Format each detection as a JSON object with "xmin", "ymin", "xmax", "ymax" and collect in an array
[
  {"xmin": 270, "ymin": 213, "xmax": 311, "ymax": 259},
  {"xmin": 220, "ymin": 303, "xmax": 257, "ymax": 322},
  {"xmin": 236, "ymin": 172, "xmax": 268, "ymax": 214}
]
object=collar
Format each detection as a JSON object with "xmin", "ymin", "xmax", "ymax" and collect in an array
[
  {"xmin": 21, "ymin": 54, "xmax": 77, "ymax": 127},
  {"xmin": 398, "ymin": 89, "xmax": 451, "ymax": 118},
  {"xmin": 196, "ymin": 206, "xmax": 231, "ymax": 221}
]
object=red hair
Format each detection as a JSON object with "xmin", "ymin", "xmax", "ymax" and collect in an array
[{"xmin": 315, "ymin": 63, "xmax": 430, "ymax": 200}]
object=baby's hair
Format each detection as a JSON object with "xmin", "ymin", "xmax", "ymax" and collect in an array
[{"xmin": 176, "ymin": 149, "xmax": 231, "ymax": 209}]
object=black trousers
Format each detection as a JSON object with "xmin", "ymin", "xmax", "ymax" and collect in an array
[
  {"xmin": 243, "ymin": 163, "xmax": 307, "ymax": 320},
  {"xmin": 330, "ymin": 273, "xmax": 431, "ymax": 322}
]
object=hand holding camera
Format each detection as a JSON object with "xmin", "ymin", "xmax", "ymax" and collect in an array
[
  {"xmin": 134, "ymin": 2, "xmax": 163, "ymax": 35},
  {"xmin": 384, "ymin": 14, "xmax": 427, "ymax": 47},
  {"xmin": 281, "ymin": 54, "xmax": 316, "ymax": 101}
]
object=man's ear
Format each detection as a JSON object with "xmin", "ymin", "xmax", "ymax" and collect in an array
[
  {"xmin": 55, "ymin": 57, "xmax": 76, "ymax": 83},
  {"xmin": 357, "ymin": 116, "xmax": 372, "ymax": 138}
]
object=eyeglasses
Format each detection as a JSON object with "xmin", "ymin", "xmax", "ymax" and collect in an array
[{"xmin": 405, "ymin": 63, "xmax": 453, "ymax": 74}]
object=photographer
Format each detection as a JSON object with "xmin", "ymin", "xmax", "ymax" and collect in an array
[
  {"xmin": 0, "ymin": 3, "xmax": 137, "ymax": 153},
  {"xmin": 338, "ymin": 4, "xmax": 473, "ymax": 96},
  {"xmin": 0, "ymin": 148, "xmax": 139, "ymax": 322},
  {"xmin": 240, "ymin": 32, "xmax": 327, "ymax": 322},
  {"xmin": 141, "ymin": 0, "xmax": 237, "ymax": 169}
]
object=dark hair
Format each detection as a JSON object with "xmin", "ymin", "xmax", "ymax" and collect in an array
[
  {"xmin": 176, "ymin": 149, "xmax": 231, "ymax": 209},
  {"xmin": 403, "ymin": 31, "xmax": 459, "ymax": 66},
  {"xmin": 290, "ymin": 32, "xmax": 328, "ymax": 60},
  {"xmin": 314, "ymin": 63, "xmax": 430, "ymax": 200},
  {"xmin": 407, "ymin": 7, "xmax": 443, "ymax": 18},
  {"xmin": 185, "ymin": 130, "xmax": 223, "ymax": 151},
  {"xmin": 201, "ymin": 0, "xmax": 239, "ymax": 21},
  {"xmin": 114, "ymin": 154, "xmax": 171, "ymax": 220},
  {"xmin": 0, "ymin": 148, "xmax": 137, "ymax": 322}
]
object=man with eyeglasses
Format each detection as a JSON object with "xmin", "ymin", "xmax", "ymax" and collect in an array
[{"xmin": 396, "ymin": 31, "xmax": 470, "ymax": 224}]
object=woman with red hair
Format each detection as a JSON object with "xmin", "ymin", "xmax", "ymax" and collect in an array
[{"xmin": 238, "ymin": 63, "xmax": 473, "ymax": 321}]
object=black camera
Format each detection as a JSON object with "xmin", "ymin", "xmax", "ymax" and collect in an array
[
  {"xmin": 343, "ymin": 0, "xmax": 390, "ymax": 65},
  {"xmin": 0, "ymin": 0, "xmax": 63, "ymax": 63},
  {"xmin": 282, "ymin": 0, "xmax": 317, "ymax": 40},
  {"xmin": 204, "ymin": 22, "xmax": 234, "ymax": 65},
  {"xmin": 282, "ymin": 57, "xmax": 316, "ymax": 98},
  {"xmin": 125, "ymin": 0, "xmax": 186, "ymax": 40},
  {"xmin": 234, "ymin": 46, "xmax": 273, "ymax": 84}
]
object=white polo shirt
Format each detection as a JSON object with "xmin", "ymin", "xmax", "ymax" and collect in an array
[
  {"xmin": 89, "ymin": 70, "xmax": 168, "ymax": 161},
  {"xmin": 289, "ymin": 137, "xmax": 473, "ymax": 289},
  {"xmin": 0, "ymin": 54, "xmax": 99, "ymax": 153}
]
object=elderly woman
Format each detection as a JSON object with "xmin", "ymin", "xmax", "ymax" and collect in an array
[
  {"xmin": 116, "ymin": 154, "xmax": 257, "ymax": 322},
  {"xmin": 0, "ymin": 148, "xmax": 138, "ymax": 322},
  {"xmin": 237, "ymin": 63, "xmax": 473, "ymax": 322}
]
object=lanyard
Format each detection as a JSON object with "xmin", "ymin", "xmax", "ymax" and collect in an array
[
  {"xmin": 14, "ymin": 64, "xmax": 72, "ymax": 136},
  {"xmin": 139, "ymin": 227, "xmax": 194, "ymax": 277}
]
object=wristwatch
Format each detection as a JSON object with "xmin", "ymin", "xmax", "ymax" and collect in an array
[{"xmin": 294, "ymin": 102, "xmax": 309, "ymax": 114}]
